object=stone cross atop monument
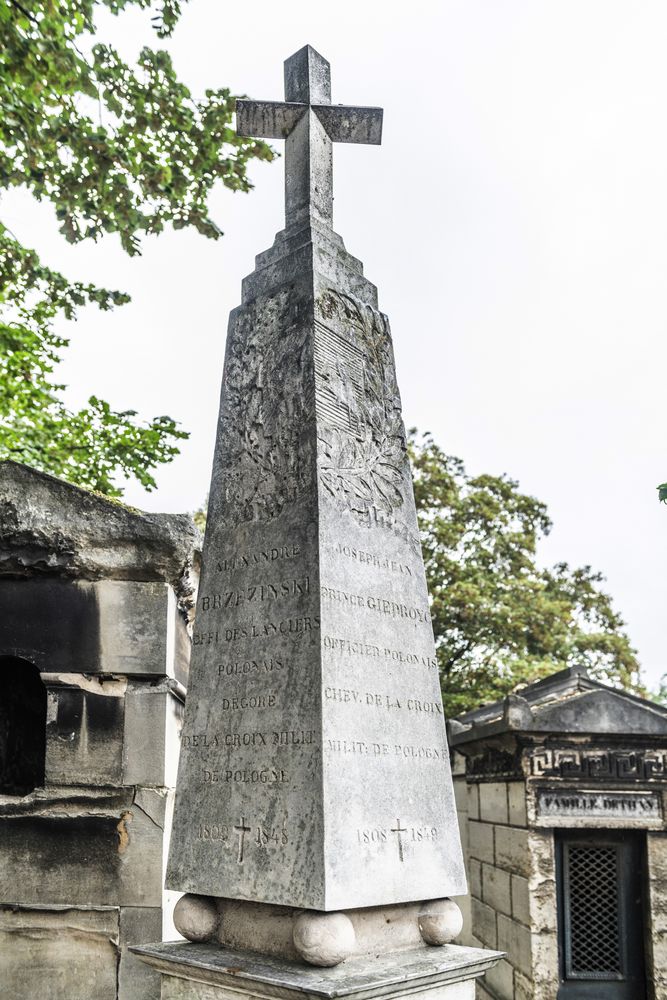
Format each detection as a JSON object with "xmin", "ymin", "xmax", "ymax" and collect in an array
[{"xmin": 236, "ymin": 45, "xmax": 382, "ymax": 230}]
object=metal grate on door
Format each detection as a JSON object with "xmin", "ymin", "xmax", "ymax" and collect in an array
[{"xmin": 564, "ymin": 844, "xmax": 622, "ymax": 979}]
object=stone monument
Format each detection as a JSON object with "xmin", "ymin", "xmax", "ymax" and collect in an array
[{"xmin": 134, "ymin": 45, "xmax": 501, "ymax": 998}]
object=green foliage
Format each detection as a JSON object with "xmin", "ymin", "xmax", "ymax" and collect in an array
[
  {"xmin": 409, "ymin": 431, "xmax": 641, "ymax": 716},
  {"xmin": 658, "ymin": 483, "xmax": 667, "ymax": 503},
  {"xmin": 0, "ymin": 0, "xmax": 274, "ymax": 496}
]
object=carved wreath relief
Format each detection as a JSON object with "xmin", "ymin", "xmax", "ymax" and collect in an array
[
  {"xmin": 315, "ymin": 289, "xmax": 408, "ymax": 525},
  {"xmin": 212, "ymin": 286, "xmax": 410, "ymax": 534},
  {"xmin": 214, "ymin": 288, "xmax": 315, "ymax": 527}
]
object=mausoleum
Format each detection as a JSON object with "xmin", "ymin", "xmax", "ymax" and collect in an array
[
  {"xmin": 0, "ymin": 460, "xmax": 200, "ymax": 1000},
  {"xmin": 449, "ymin": 665, "xmax": 667, "ymax": 1000}
]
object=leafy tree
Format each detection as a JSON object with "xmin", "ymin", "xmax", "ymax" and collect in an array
[
  {"xmin": 409, "ymin": 432, "xmax": 641, "ymax": 716},
  {"xmin": 0, "ymin": 0, "xmax": 273, "ymax": 495}
]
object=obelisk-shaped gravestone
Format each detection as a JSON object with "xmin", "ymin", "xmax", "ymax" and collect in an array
[{"xmin": 166, "ymin": 45, "xmax": 466, "ymax": 917}]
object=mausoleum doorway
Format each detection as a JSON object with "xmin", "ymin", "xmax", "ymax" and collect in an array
[
  {"xmin": 0, "ymin": 655, "xmax": 46, "ymax": 796},
  {"xmin": 555, "ymin": 829, "xmax": 646, "ymax": 999}
]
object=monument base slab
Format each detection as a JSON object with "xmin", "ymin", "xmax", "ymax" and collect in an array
[{"xmin": 132, "ymin": 942, "xmax": 502, "ymax": 1000}]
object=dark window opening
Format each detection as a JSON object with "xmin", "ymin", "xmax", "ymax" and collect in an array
[{"xmin": 0, "ymin": 656, "xmax": 47, "ymax": 795}]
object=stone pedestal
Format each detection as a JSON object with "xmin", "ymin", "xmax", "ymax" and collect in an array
[{"xmin": 132, "ymin": 942, "xmax": 502, "ymax": 1000}]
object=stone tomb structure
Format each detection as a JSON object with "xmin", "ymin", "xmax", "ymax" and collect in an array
[
  {"xmin": 448, "ymin": 666, "xmax": 667, "ymax": 1000},
  {"xmin": 0, "ymin": 461, "xmax": 200, "ymax": 1000},
  {"xmin": 135, "ymin": 45, "xmax": 501, "ymax": 1000}
]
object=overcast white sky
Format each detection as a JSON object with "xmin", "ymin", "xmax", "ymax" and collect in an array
[{"xmin": 5, "ymin": 1, "xmax": 667, "ymax": 685}]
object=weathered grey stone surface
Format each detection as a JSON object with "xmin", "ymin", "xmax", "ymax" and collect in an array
[
  {"xmin": 0, "ymin": 460, "xmax": 199, "ymax": 597},
  {"xmin": 119, "ymin": 906, "xmax": 163, "ymax": 1000},
  {"xmin": 0, "ymin": 786, "xmax": 166, "ymax": 907},
  {"xmin": 236, "ymin": 44, "xmax": 381, "ymax": 232},
  {"xmin": 172, "ymin": 897, "xmax": 466, "ymax": 963},
  {"xmin": 0, "ymin": 578, "xmax": 191, "ymax": 681},
  {"xmin": 0, "ymin": 460, "xmax": 200, "ymax": 998},
  {"xmin": 0, "ymin": 905, "xmax": 120, "ymax": 1000},
  {"xmin": 449, "ymin": 663, "xmax": 667, "ymax": 743},
  {"xmin": 160, "ymin": 980, "xmax": 477, "ymax": 1000},
  {"xmin": 0, "ymin": 904, "xmax": 164, "ymax": 1000},
  {"xmin": 167, "ymin": 45, "xmax": 465, "ymax": 912},
  {"xmin": 131, "ymin": 942, "xmax": 502, "ymax": 999}
]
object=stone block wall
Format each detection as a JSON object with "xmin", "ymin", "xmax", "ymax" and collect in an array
[
  {"xmin": 0, "ymin": 461, "xmax": 201, "ymax": 1000},
  {"xmin": 453, "ymin": 774, "xmax": 559, "ymax": 1000},
  {"xmin": 646, "ymin": 832, "xmax": 667, "ymax": 999},
  {"xmin": 0, "ymin": 580, "xmax": 190, "ymax": 1000}
]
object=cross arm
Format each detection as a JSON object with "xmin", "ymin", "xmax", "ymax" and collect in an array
[
  {"xmin": 236, "ymin": 100, "xmax": 307, "ymax": 140},
  {"xmin": 313, "ymin": 105, "xmax": 383, "ymax": 145}
]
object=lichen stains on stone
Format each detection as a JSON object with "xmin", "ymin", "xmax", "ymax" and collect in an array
[{"xmin": 116, "ymin": 811, "xmax": 132, "ymax": 854}]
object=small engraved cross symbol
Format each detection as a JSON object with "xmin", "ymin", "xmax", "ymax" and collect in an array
[
  {"xmin": 236, "ymin": 45, "xmax": 383, "ymax": 231},
  {"xmin": 234, "ymin": 816, "xmax": 251, "ymax": 863},
  {"xmin": 391, "ymin": 819, "xmax": 407, "ymax": 862}
]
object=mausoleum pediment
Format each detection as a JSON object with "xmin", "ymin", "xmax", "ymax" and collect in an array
[
  {"xmin": 450, "ymin": 665, "xmax": 667, "ymax": 744},
  {"xmin": 530, "ymin": 687, "xmax": 667, "ymax": 735}
]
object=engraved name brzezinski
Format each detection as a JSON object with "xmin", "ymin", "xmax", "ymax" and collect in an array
[{"xmin": 166, "ymin": 44, "xmax": 466, "ymax": 916}]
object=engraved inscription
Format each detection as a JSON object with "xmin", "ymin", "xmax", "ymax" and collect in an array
[
  {"xmin": 217, "ymin": 658, "xmax": 286, "ymax": 676},
  {"xmin": 323, "ymin": 687, "xmax": 442, "ymax": 714},
  {"xmin": 536, "ymin": 788, "xmax": 662, "ymax": 821},
  {"xmin": 320, "ymin": 586, "xmax": 430, "ymax": 624},
  {"xmin": 196, "ymin": 817, "xmax": 289, "ymax": 851},
  {"xmin": 391, "ymin": 818, "xmax": 407, "ymax": 861},
  {"xmin": 326, "ymin": 739, "xmax": 447, "ymax": 759},
  {"xmin": 203, "ymin": 767, "xmax": 289, "ymax": 785},
  {"xmin": 200, "ymin": 575, "xmax": 310, "ymax": 611},
  {"xmin": 219, "ymin": 694, "xmax": 277, "ymax": 711},
  {"xmin": 357, "ymin": 824, "xmax": 439, "ymax": 848},
  {"xmin": 217, "ymin": 545, "xmax": 301, "ymax": 572},
  {"xmin": 328, "ymin": 542, "xmax": 414, "ymax": 577},
  {"xmin": 204, "ymin": 615, "xmax": 320, "ymax": 644},
  {"xmin": 234, "ymin": 816, "xmax": 251, "ymax": 862},
  {"xmin": 323, "ymin": 635, "xmax": 437, "ymax": 670},
  {"xmin": 183, "ymin": 729, "xmax": 316, "ymax": 750}
]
